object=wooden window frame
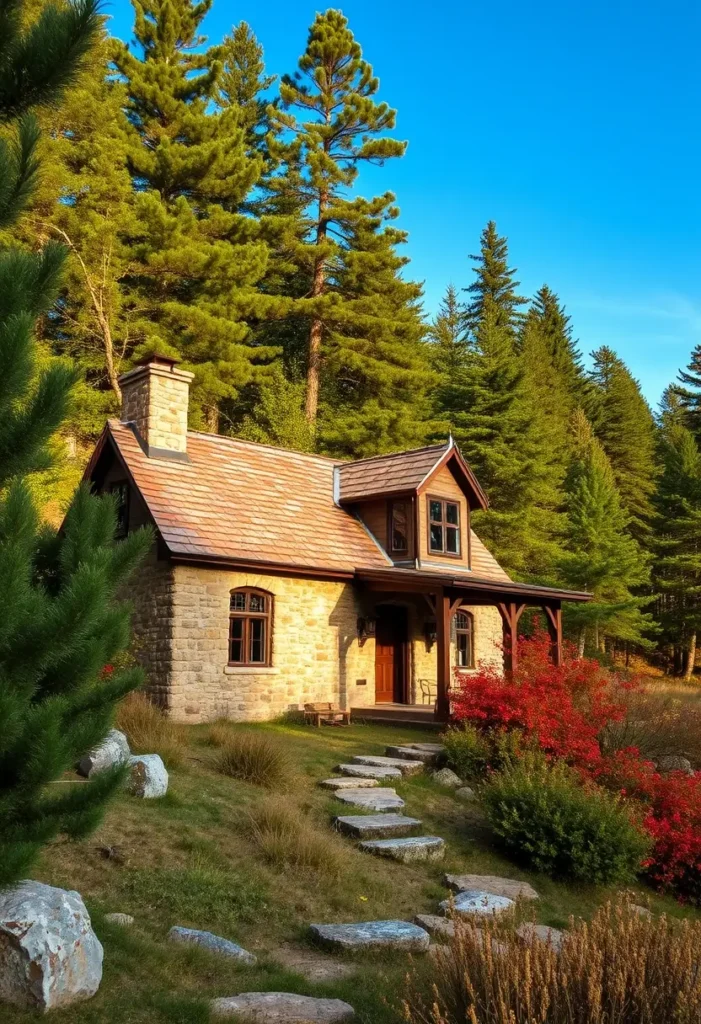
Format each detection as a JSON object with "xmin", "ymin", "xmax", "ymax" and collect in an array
[
  {"xmin": 455, "ymin": 609, "xmax": 475, "ymax": 669},
  {"xmin": 426, "ymin": 494, "xmax": 462, "ymax": 558},
  {"xmin": 109, "ymin": 480, "xmax": 130, "ymax": 539},
  {"xmin": 388, "ymin": 499, "xmax": 411, "ymax": 556},
  {"xmin": 228, "ymin": 587, "xmax": 273, "ymax": 667}
]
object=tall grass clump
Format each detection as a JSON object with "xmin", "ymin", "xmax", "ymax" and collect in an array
[
  {"xmin": 403, "ymin": 900, "xmax": 701, "ymax": 1024},
  {"xmin": 209, "ymin": 727, "xmax": 294, "ymax": 789},
  {"xmin": 116, "ymin": 691, "xmax": 187, "ymax": 769},
  {"xmin": 482, "ymin": 754, "xmax": 650, "ymax": 884},
  {"xmin": 243, "ymin": 795, "xmax": 348, "ymax": 876}
]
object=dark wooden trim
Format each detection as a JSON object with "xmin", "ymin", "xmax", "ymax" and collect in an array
[
  {"xmin": 455, "ymin": 608, "xmax": 475, "ymax": 669},
  {"xmin": 357, "ymin": 568, "xmax": 592, "ymax": 603},
  {"xmin": 228, "ymin": 587, "xmax": 273, "ymax": 667},
  {"xmin": 416, "ymin": 445, "xmax": 489, "ymax": 510},
  {"xmin": 387, "ymin": 498, "xmax": 412, "ymax": 558},
  {"xmin": 436, "ymin": 588, "xmax": 452, "ymax": 721},
  {"xmin": 171, "ymin": 552, "xmax": 356, "ymax": 582},
  {"xmin": 426, "ymin": 493, "xmax": 462, "ymax": 559},
  {"xmin": 543, "ymin": 604, "xmax": 563, "ymax": 667}
]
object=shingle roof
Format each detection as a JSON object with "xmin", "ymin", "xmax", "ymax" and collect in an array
[{"xmin": 338, "ymin": 443, "xmax": 449, "ymax": 502}]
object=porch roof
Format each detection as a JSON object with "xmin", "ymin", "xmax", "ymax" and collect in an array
[{"xmin": 355, "ymin": 566, "xmax": 592, "ymax": 604}]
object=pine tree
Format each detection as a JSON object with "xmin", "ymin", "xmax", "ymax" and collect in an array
[
  {"xmin": 674, "ymin": 344, "xmax": 701, "ymax": 440},
  {"xmin": 588, "ymin": 346, "xmax": 658, "ymax": 542},
  {"xmin": 113, "ymin": 0, "xmax": 274, "ymax": 430},
  {"xmin": 0, "ymin": 0, "xmax": 151, "ymax": 887},
  {"xmin": 238, "ymin": 364, "xmax": 313, "ymax": 452},
  {"xmin": 559, "ymin": 411, "xmax": 654, "ymax": 653},
  {"xmin": 268, "ymin": 8, "xmax": 428, "ymax": 450},
  {"xmin": 219, "ymin": 22, "xmax": 275, "ymax": 163},
  {"xmin": 429, "ymin": 284, "xmax": 469, "ymax": 376},
  {"xmin": 464, "ymin": 220, "xmax": 527, "ymax": 336}
]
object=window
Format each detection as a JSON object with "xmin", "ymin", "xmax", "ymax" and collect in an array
[
  {"xmin": 455, "ymin": 610, "xmax": 474, "ymax": 668},
  {"xmin": 229, "ymin": 588, "xmax": 273, "ymax": 666},
  {"xmin": 109, "ymin": 481, "xmax": 129, "ymax": 539},
  {"xmin": 389, "ymin": 500, "xmax": 409, "ymax": 554},
  {"xmin": 428, "ymin": 497, "xmax": 461, "ymax": 556}
]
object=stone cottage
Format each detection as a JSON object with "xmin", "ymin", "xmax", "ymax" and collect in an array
[{"xmin": 85, "ymin": 356, "xmax": 590, "ymax": 723}]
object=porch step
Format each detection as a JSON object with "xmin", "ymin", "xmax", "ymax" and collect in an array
[
  {"xmin": 310, "ymin": 920, "xmax": 430, "ymax": 953},
  {"xmin": 334, "ymin": 814, "xmax": 422, "ymax": 840},
  {"xmin": 318, "ymin": 777, "xmax": 378, "ymax": 790},
  {"xmin": 359, "ymin": 836, "xmax": 445, "ymax": 863},
  {"xmin": 385, "ymin": 745, "xmax": 444, "ymax": 764},
  {"xmin": 350, "ymin": 705, "xmax": 441, "ymax": 728},
  {"xmin": 337, "ymin": 763, "xmax": 402, "ymax": 780},
  {"xmin": 333, "ymin": 788, "xmax": 405, "ymax": 812},
  {"xmin": 351, "ymin": 755, "xmax": 424, "ymax": 776}
]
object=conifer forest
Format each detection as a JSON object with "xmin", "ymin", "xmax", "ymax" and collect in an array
[{"xmin": 7, "ymin": 0, "xmax": 701, "ymax": 675}]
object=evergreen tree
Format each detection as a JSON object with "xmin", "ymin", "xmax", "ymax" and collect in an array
[
  {"xmin": 464, "ymin": 220, "xmax": 527, "ymax": 336},
  {"xmin": 429, "ymin": 283, "xmax": 469, "ymax": 376},
  {"xmin": 219, "ymin": 21, "xmax": 275, "ymax": 163},
  {"xmin": 268, "ymin": 8, "xmax": 428, "ymax": 451},
  {"xmin": 674, "ymin": 344, "xmax": 701, "ymax": 441},
  {"xmin": 0, "ymin": 0, "xmax": 150, "ymax": 887},
  {"xmin": 588, "ymin": 346, "xmax": 658, "ymax": 541},
  {"xmin": 238, "ymin": 363, "xmax": 313, "ymax": 452},
  {"xmin": 559, "ymin": 411, "xmax": 654, "ymax": 653},
  {"xmin": 113, "ymin": 0, "xmax": 274, "ymax": 430}
]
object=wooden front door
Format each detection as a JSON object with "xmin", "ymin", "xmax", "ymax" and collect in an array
[{"xmin": 374, "ymin": 606, "xmax": 408, "ymax": 703}]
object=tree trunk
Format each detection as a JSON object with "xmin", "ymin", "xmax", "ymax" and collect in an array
[
  {"xmin": 305, "ymin": 189, "xmax": 328, "ymax": 426},
  {"xmin": 204, "ymin": 404, "xmax": 219, "ymax": 434},
  {"xmin": 685, "ymin": 632, "xmax": 697, "ymax": 681},
  {"xmin": 578, "ymin": 628, "xmax": 586, "ymax": 658}
]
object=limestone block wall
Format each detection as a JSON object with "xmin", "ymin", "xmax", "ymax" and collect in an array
[
  {"xmin": 167, "ymin": 566, "xmax": 376, "ymax": 723},
  {"xmin": 127, "ymin": 546, "xmax": 175, "ymax": 710},
  {"xmin": 119, "ymin": 362, "xmax": 194, "ymax": 454}
]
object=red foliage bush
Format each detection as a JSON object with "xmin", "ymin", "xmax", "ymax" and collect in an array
[{"xmin": 452, "ymin": 634, "xmax": 701, "ymax": 904}]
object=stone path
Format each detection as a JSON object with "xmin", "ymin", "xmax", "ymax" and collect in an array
[
  {"xmin": 334, "ymin": 813, "xmax": 422, "ymax": 839},
  {"xmin": 211, "ymin": 992, "xmax": 355, "ymax": 1022},
  {"xmin": 359, "ymin": 836, "xmax": 445, "ymax": 863},
  {"xmin": 440, "ymin": 889, "xmax": 515, "ymax": 917},
  {"xmin": 318, "ymin": 777, "xmax": 378, "ymax": 790},
  {"xmin": 333, "ymin": 787, "xmax": 405, "ymax": 811},
  {"xmin": 310, "ymin": 921, "xmax": 430, "ymax": 952},
  {"xmin": 336, "ymin": 763, "xmax": 402, "ymax": 780},
  {"xmin": 350, "ymin": 755, "xmax": 424, "ymax": 776},
  {"xmin": 445, "ymin": 873, "xmax": 540, "ymax": 902}
]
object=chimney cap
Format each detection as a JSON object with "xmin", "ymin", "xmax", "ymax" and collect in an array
[{"xmin": 135, "ymin": 352, "xmax": 181, "ymax": 369}]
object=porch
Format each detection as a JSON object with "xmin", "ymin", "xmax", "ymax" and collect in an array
[{"xmin": 351, "ymin": 567, "xmax": 592, "ymax": 723}]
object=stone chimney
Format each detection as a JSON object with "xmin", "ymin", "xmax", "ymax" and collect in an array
[{"xmin": 118, "ymin": 355, "xmax": 194, "ymax": 459}]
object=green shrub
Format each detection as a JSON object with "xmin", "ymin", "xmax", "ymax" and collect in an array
[
  {"xmin": 481, "ymin": 755, "xmax": 650, "ymax": 884},
  {"xmin": 442, "ymin": 724, "xmax": 526, "ymax": 780}
]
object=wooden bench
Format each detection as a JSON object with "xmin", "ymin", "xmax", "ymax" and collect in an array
[{"xmin": 303, "ymin": 702, "xmax": 351, "ymax": 727}]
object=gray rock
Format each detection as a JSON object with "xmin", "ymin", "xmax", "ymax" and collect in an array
[
  {"xmin": 104, "ymin": 913, "xmax": 134, "ymax": 927},
  {"xmin": 440, "ymin": 889, "xmax": 515, "ymax": 917},
  {"xmin": 407, "ymin": 743, "xmax": 445, "ymax": 754},
  {"xmin": 334, "ymin": 814, "xmax": 422, "ymax": 840},
  {"xmin": 431, "ymin": 767, "xmax": 462, "ymax": 788},
  {"xmin": 212, "ymin": 992, "xmax": 354, "ymax": 1022},
  {"xmin": 350, "ymin": 755, "xmax": 424, "ymax": 776},
  {"xmin": 630, "ymin": 904, "xmax": 653, "ymax": 919},
  {"xmin": 78, "ymin": 728, "xmax": 130, "ymax": 777},
  {"xmin": 516, "ymin": 923, "xmax": 564, "ymax": 951},
  {"xmin": 0, "ymin": 880, "xmax": 103, "ymax": 1011},
  {"xmin": 445, "ymin": 874, "xmax": 539, "ymax": 901},
  {"xmin": 337, "ymin": 763, "xmax": 402, "ymax": 780},
  {"xmin": 359, "ymin": 836, "xmax": 445, "ymax": 863},
  {"xmin": 310, "ymin": 920, "xmax": 430, "ymax": 952},
  {"xmin": 414, "ymin": 914, "xmax": 455, "ymax": 939},
  {"xmin": 657, "ymin": 755, "xmax": 694, "ymax": 775},
  {"xmin": 318, "ymin": 777, "xmax": 378, "ymax": 790},
  {"xmin": 385, "ymin": 746, "xmax": 440, "ymax": 764},
  {"xmin": 125, "ymin": 753, "xmax": 168, "ymax": 798},
  {"xmin": 333, "ymin": 788, "xmax": 405, "ymax": 811},
  {"xmin": 455, "ymin": 786, "xmax": 477, "ymax": 802},
  {"xmin": 168, "ymin": 926, "xmax": 256, "ymax": 964}
]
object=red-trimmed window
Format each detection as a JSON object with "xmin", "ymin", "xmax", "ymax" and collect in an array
[
  {"xmin": 455, "ymin": 610, "xmax": 474, "ymax": 668},
  {"xmin": 228, "ymin": 588, "xmax": 273, "ymax": 666},
  {"xmin": 428, "ymin": 496, "xmax": 461, "ymax": 556}
]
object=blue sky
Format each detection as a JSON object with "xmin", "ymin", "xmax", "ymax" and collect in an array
[{"xmin": 108, "ymin": 0, "xmax": 701, "ymax": 409}]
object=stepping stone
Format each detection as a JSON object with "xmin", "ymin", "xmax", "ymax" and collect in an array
[
  {"xmin": 310, "ymin": 920, "xmax": 430, "ymax": 952},
  {"xmin": 212, "ymin": 992, "xmax": 355, "ymax": 1022},
  {"xmin": 445, "ymin": 874, "xmax": 539, "ymax": 902},
  {"xmin": 360, "ymin": 836, "xmax": 445, "ymax": 863},
  {"xmin": 414, "ymin": 914, "xmax": 455, "ymax": 940},
  {"xmin": 319, "ymin": 777, "xmax": 378, "ymax": 790},
  {"xmin": 385, "ymin": 745, "xmax": 440, "ymax": 764},
  {"xmin": 334, "ymin": 814, "xmax": 422, "ymax": 840},
  {"xmin": 168, "ymin": 926, "xmax": 256, "ymax": 964},
  {"xmin": 407, "ymin": 743, "xmax": 445, "ymax": 754},
  {"xmin": 337, "ymin": 763, "xmax": 402, "ymax": 780},
  {"xmin": 334, "ymin": 788, "xmax": 404, "ymax": 811},
  {"xmin": 516, "ymin": 923, "xmax": 565, "ymax": 952},
  {"xmin": 440, "ymin": 889, "xmax": 515, "ymax": 918},
  {"xmin": 351, "ymin": 755, "xmax": 423, "ymax": 776}
]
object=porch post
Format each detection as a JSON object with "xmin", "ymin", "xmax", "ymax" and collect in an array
[
  {"xmin": 498, "ymin": 602, "xmax": 525, "ymax": 676},
  {"xmin": 435, "ymin": 588, "xmax": 452, "ymax": 721},
  {"xmin": 543, "ymin": 604, "xmax": 563, "ymax": 667}
]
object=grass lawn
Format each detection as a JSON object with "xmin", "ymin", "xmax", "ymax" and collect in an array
[{"xmin": 3, "ymin": 719, "xmax": 699, "ymax": 1024}]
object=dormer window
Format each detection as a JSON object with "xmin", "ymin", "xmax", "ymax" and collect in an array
[
  {"xmin": 428, "ymin": 497, "xmax": 460, "ymax": 556},
  {"xmin": 389, "ymin": 500, "xmax": 409, "ymax": 554}
]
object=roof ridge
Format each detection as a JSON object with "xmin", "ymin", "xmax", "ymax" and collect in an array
[{"xmin": 340, "ymin": 441, "xmax": 449, "ymax": 469}]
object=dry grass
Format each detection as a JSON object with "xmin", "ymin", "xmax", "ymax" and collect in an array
[
  {"xmin": 115, "ymin": 690, "xmax": 187, "ymax": 769},
  {"xmin": 601, "ymin": 687, "xmax": 701, "ymax": 768},
  {"xmin": 403, "ymin": 899, "xmax": 701, "ymax": 1024},
  {"xmin": 208, "ymin": 726, "xmax": 295, "ymax": 789},
  {"xmin": 241, "ymin": 794, "xmax": 349, "ymax": 876}
]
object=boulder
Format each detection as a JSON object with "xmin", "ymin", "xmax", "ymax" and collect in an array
[
  {"xmin": 657, "ymin": 755, "xmax": 694, "ymax": 775},
  {"xmin": 104, "ymin": 913, "xmax": 134, "ymax": 927},
  {"xmin": 310, "ymin": 920, "xmax": 430, "ymax": 952},
  {"xmin": 125, "ymin": 754, "xmax": 168, "ymax": 798},
  {"xmin": 455, "ymin": 786, "xmax": 477, "ymax": 802},
  {"xmin": 77, "ymin": 728, "xmax": 130, "ymax": 778},
  {"xmin": 630, "ymin": 904, "xmax": 653, "ymax": 919},
  {"xmin": 440, "ymin": 889, "xmax": 515, "ymax": 917},
  {"xmin": 212, "ymin": 992, "xmax": 355, "ymax": 1022},
  {"xmin": 0, "ymin": 880, "xmax": 103, "ymax": 1011},
  {"xmin": 445, "ymin": 874, "xmax": 539, "ymax": 901},
  {"xmin": 516, "ymin": 923, "xmax": 564, "ymax": 952},
  {"xmin": 168, "ymin": 926, "xmax": 256, "ymax": 964},
  {"xmin": 414, "ymin": 914, "xmax": 455, "ymax": 939},
  {"xmin": 431, "ymin": 767, "xmax": 462, "ymax": 788}
]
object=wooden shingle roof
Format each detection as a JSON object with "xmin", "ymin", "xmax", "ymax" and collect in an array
[{"xmin": 338, "ymin": 443, "xmax": 450, "ymax": 501}]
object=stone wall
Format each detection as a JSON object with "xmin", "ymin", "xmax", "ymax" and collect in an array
[
  {"xmin": 119, "ymin": 361, "xmax": 194, "ymax": 454},
  {"xmin": 127, "ymin": 546, "xmax": 175, "ymax": 710}
]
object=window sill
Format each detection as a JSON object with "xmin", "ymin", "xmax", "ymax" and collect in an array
[{"xmin": 224, "ymin": 665, "xmax": 279, "ymax": 675}]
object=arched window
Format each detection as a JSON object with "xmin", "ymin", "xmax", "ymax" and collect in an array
[
  {"xmin": 455, "ymin": 610, "xmax": 474, "ymax": 669},
  {"xmin": 229, "ymin": 588, "xmax": 273, "ymax": 666}
]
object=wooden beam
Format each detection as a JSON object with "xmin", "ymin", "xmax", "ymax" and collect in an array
[
  {"xmin": 497, "ymin": 601, "xmax": 523, "ymax": 676},
  {"xmin": 543, "ymin": 604, "xmax": 563, "ymax": 667},
  {"xmin": 435, "ymin": 588, "xmax": 452, "ymax": 722}
]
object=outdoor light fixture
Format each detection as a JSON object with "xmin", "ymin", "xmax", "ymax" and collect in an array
[
  {"xmin": 424, "ymin": 620, "xmax": 437, "ymax": 651},
  {"xmin": 357, "ymin": 616, "xmax": 376, "ymax": 644}
]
